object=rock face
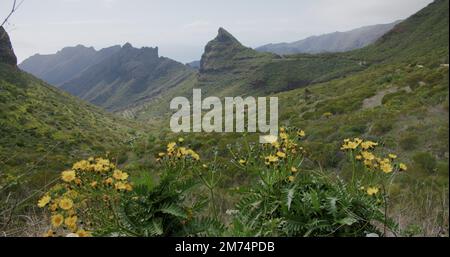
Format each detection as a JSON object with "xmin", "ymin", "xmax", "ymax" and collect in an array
[
  {"xmin": 200, "ymin": 27, "xmax": 251, "ymax": 73},
  {"xmin": 0, "ymin": 26, "xmax": 17, "ymax": 66}
]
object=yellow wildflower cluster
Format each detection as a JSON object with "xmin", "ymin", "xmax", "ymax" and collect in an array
[
  {"xmin": 37, "ymin": 189, "xmax": 88, "ymax": 237},
  {"xmin": 263, "ymin": 127, "xmax": 306, "ymax": 166},
  {"xmin": 157, "ymin": 140, "xmax": 200, "ymax": 162},
  {"xmin": 69, "ymin": 158, "xmax": 133, "ymax": 192},
  {"xmin": 38, "ymin": 157, "xmax": 133, "ymax": 237},
  {"xmin": 341, "ymin": 138, "xmax": 408, "ymax": 174}
]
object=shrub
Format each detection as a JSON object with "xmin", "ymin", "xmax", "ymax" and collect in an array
[
  {"xmin": 413, "ymin": 152, "xmax": 437, "ymax": 174},
  {"xmin": 399, "ymin": 133, "xmax": 419, "ymax": 151},
  {"xmin": 37, "ymin": 130, "xmax": 403, "ymax": 237}
]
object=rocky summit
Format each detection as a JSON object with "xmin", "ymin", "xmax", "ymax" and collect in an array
[{"xmin": 0, "ymin": 27, "xmax": 17, "ymax": 66}]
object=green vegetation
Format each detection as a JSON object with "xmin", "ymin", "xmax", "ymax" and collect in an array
[{"xmin": 1, "ymin": 0, "xmax": 448, "ymax": 237}]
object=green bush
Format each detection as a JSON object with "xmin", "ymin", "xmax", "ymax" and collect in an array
[
  {"xmin": 413, "ymin": 152, "xmax": 437, "ymax": 174},
  {"xmin": 399, "ymin": 134, "xmax": 420, "ymax": 151}
]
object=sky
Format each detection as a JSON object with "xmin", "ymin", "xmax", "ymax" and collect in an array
[{"xmin": 1, "ymin": 0, "xmax": 434, "ymax": 63}]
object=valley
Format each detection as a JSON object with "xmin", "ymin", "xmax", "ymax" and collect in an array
[{"xmin": 0, "ymin": 0, "xmax": 448, "ymax": 237}]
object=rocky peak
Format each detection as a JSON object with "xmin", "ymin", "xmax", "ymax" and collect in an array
[
  {"xmin": 0, "ymin": 26, "xmax": 17, "ymax": 66},
  {"xmin": 216, "ymin": 27, "xmax": 242, "ymax": 45},
  {"xmin": 200, "ymin": 27, "xmax": 247, "ymax": 72},
  {"xmin": 122, "ymin": 42, "xmax": 133, "ymax": 49}
]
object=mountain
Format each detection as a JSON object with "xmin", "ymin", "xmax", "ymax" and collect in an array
[
  {"xmin": 46, "ymin": 43, "xmax": 195, "ymax": 112},
  {"xmin": 350, "ymin": 0, "xmax": 449, "ymax": 65},
  {"xmin": 0, "ymin": 27, "xmax": 140, "ymax": 187},
  {"xmin": 19, "ymin": 44, "xmax": 121, "ymax": 86},
  {"xmin": 256, "ymin": 21, "xmax": 401, "ymax": 55},
  {"xmin": 134, "ymin": 1, "xmax": 449, "ymax": 233},
  {"xmin": 129, "ymin": 27, "xmax": 366, "ymax": 120},
  {"xmin": 186, "ymin": 60, "xmax": 200, "ymax": 69},
  {"xmin": 0, "ymin": 27, "xmax": 17, "ymax": 66}
]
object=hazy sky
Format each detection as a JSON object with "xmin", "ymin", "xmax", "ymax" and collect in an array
[{"xmin": 1, "ymin": 0, "xmax": 433, "ymax": 63}]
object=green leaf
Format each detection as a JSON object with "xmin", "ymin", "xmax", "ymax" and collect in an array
[
  {"xmin": 159, "ymin": 203, "xmax": 187, "ymax": 219},
  {"xmin": 338, "ymin": 217, "xmax": 357, "ymax": 226}
]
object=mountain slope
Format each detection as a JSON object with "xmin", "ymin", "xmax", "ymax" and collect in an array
[
  {"xmin": 19, "ymin": 44, "xmax": 121, "ymax": 86},
  {"xmin": 0, "ymin": 27, "xmax": 141, "ymax": 188},
  {"xmin": 130, "ymin": 28, "xmax": 366, "ymax": 120},
  {"xmin": 256, "ymin": 21, "xmax": 401, "ymax": 55},
  {"xmin": 350, "ymin": 0, "xmax": 449, "ymax": 65},
  {"xmin": 59, "ymin": 43, "xmax": 195, "ymax": 112},
  {"xmin": 197, "ymin": 27, "xmax": 364, "ymax": 97}
]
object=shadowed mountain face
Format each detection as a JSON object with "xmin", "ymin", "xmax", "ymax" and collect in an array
[
  {"xmin": 20, "ymin": 42, "xmax": 195, "ymax": 112},
  {"xmin": 0, "ymin": 27, "xmax": 17, "ymax": 66},
  {"xmin": 19, "ymin": 44, "xmax": 121, "ymax": 86},
  {"xmin": 256, "ymin": 21, "xmax": 401, "ymax": 55}
]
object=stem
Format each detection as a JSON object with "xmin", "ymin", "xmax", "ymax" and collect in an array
[
  {"xmin": 209, "ymin": 187, "xmax": 218, "ymax": 220},
  {"xmin": 350, "ymin": 151, "xmax": 356, "ymax": 188},
  {"xmin": 382, "ymin": 184, "xmax": 388, "ymax": 237}
]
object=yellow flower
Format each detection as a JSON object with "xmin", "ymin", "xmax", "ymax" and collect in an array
[
  {"xmin": 115, "ymin": 182, "xmax": 127, "ymax": 191},
  {"xmin": 158, "ymin": 152, "xmax": 165, "ymax": 157},
  {"xmin": 187, "ymin": 149, "xmax": 200, "ymax": 161},
  {"xmin": 361, "ymin": 151, "xmax": 375, "ymax": 161},
  {"xmin": 72, "ymin": 160, "xmax": 90, "ymax": 170},
  {"xmin": 43, "ymin": 229, "xmax": 54, "ymax": 237},
  {"xmin": 202, "ymin": 164, "xmax": 208, "ymax": 169},
  {"xmin": 279, "ymin": 132, "xmax": 288, "ymax": 140},
  {"xmin": 297, "ymin": 130, "xmax": 306, "ymax": 138},
  {"xmin": 76, "ymin": 229, "xmax": 92, "ymax": 237},
  {"xmin": 51, "ymin": 214, "xmax": 64, "ymax": 228},
  {"xmin": 104, "ymin": 177, "xmax": 113, "ymax": 186},
  {"xmin": 125, "ymin": 183, "xmax": 133, "ymax": 191},
  {"xmin": 90, "ymin": 181, "xmax": 98, "ymax": 188},
  {"xmin": 367, "ymin": 187, "xmax": 379, "ymax": 196},
  {"xmin": 265, "ymin": 155, "xmax": 279, "ymax": 165},
  {"xmin": 363, "ymin": 159, "xmax": 373, "ymax": 167},
  {"xmin": 113, "ymin": 170, "xmax": 129, "ymax": 181},
  {"xmin": 178, "ymin": 137, "xmax": 184, "ymax": 143},
  {"xmin": 59, "ymin": 198, "xmax": 73, "ymax": 210},
  {"xmin": 379, "ymin": 159, "xmax": 393, "ymax": 173},
  {"xmin": 355, "ymin": 155, "xmax": 363, "ymax": 160},
  {"xmin": 61, "ymin": 170, "xmax": 76, "ymax": 182},
  {"xmin": 37, "ymin": 195, "xmax": 51, "ymax": 208},
  {"xmin": 399, "ymin": 163, "xmax": 408, "ymax": 171},
  {"xmin": 167, "ymin": 142, "xmax": 176, "ymax": 151},
  {"xmin": 341, "ymin": 138, "xmax": 362, "ymax": 150},
  {"xmin": 276, "ymin": 151, "xmax": 286, "ymax": 159},
  {"xmin": 291, "ymin": 167, "xmax": 298, "ymax": 173},
  {"xmin": 239, "ymin": 159, "xmax": 247, "ymax": 165},
  {"xmin": 64, "ymin": 216, "xmax": 78, "ymax": 228},
  {"xmin": 388, "ymin": 154, "xmax": 397, "ymax": 159},
  {"xmin": 361, "ymin": 141, "xmax": 378, "ymax": 150},
  {"xmin": 50, "ymin": 203, "xmax": 58, "ymax": 212},
  {"xmin": 288, "ymin": 176, "xmax": 295, "ymax": 182}
]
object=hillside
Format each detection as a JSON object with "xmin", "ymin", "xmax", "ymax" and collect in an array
[
  {"xmin": 349, "ymin": 0, "xmax": 449, "ymax": 64},
  {"xmin": 256, "ymin": 21, "xmax": 400, "ymax": 55},
  {"xmin": 127, "ymin": 0, "xmax": 448, "ymax": 233},
  {"xmin": 0, "ymin": 27, "xmax": 141, "ymax": 195},
  {"xmin": 129, "ymin": 27, "xmax": 366, "ymax": 120},
  {"xmin": 19, "ymin": 45, "xmax": 121, "ymax": 86}
]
